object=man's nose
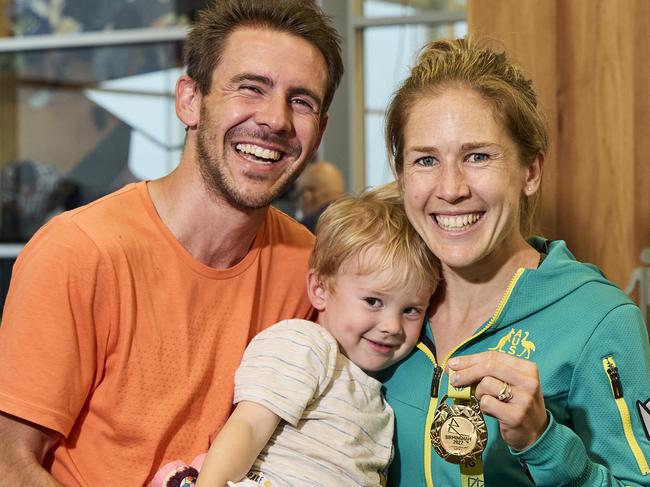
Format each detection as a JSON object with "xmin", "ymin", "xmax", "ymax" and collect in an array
[{"xmin": 255, "ymin": 95, "xmax": 293, "ymax": 133}]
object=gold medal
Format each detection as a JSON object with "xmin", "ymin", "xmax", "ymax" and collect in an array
[{"xmin": 431, "ymin": 393, "xmax": 488, "ymax": 464}]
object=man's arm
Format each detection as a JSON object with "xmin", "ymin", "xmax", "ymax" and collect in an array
[
  {"xmin": 0, "ymin": 412, "xmax": 63, "ymax": 487},
  {"xmin": 195, "ymin": 401, "xmax": 281, "ymax": 487}
]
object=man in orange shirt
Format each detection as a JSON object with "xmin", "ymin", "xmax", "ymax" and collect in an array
[{"xmin": 0, "ymin": 1, "xmax": 343, "ymax": 485}]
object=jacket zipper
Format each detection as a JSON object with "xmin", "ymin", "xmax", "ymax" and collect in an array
[
  {"xmin": 426, "ymin": 364, "xmax": 443, "ymax": 487},
  {"xmin": 416, "ymin": 267, "xmax": 526, "ymax": 487},
  {"xmin": 440, "ymin": 268, "xmax": 525, "ymax": 369},
  {"xmin": 602, "ymin": 356, "xmax": 650, "ymax": 475},
  {"xmin": 431, "ymin": 365, "xmax": 443, "ymax": 398},
  {"xmin": 416, "ymin": 341, "xmax": 439, "ymax": 487}
]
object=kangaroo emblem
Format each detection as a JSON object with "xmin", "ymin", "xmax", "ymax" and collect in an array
[
  {"xmin": 489, "ymin": 328, "xmax": 515, "ymax": 352},
  {"xmin": 517, "ymin": 331, "xmax": 536, "ymax": 359}
]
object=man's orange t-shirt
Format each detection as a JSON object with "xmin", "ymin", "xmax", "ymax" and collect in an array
[{"xmin": 0, "ymin": 182, "xmax": 315, "ymax": 486}]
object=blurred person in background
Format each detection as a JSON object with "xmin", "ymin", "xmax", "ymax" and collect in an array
[{"xmin": 295, "ymin": 159, "xmax": 345, "ymax": 233}]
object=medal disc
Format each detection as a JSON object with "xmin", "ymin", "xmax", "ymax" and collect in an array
[{"xmin": 431, "ymin": 395, "xmax": 488, "ymax": 464}]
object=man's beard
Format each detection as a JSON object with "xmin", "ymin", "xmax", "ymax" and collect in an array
[{"xmin": 196, "ymin": 110, "xmax": 305, "ymax": 211}]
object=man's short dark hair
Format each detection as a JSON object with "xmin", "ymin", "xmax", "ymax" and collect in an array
[{"xmin": 184, "ymin": 0, "xmax": 343, "ymax": 113}]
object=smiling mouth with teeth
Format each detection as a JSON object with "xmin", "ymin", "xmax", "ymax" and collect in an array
[
  {"xmin": 435, "ymin": 213, "xmax": 484, "ymax": 231},
  {"xmin": 235, "ymin": 143, "xmax": 283, "ymax": 164}
]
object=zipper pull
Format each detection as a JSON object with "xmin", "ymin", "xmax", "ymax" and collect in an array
[
  {"xmin": 431, "ymin": 365, "xmax": 443, "ymax": 398},
  {"xmin": 605, "ymin": 358, "xmax": 623, "ymax": 399}
]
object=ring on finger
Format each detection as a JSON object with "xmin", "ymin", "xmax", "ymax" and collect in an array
[{"xmin": 497, "ymin": 381, "xmax": 513, "ymax": 402}]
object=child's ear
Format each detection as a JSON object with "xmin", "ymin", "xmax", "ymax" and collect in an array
[{"xmin": 306, "ymin": 270, "xmax": 328, "ymax": 311}]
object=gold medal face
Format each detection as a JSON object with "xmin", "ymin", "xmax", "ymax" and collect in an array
[
  {"xmin": 431, "ymin": 395, "xmax": 488, "ymax": 464},
  {"xmin": 439, "ymin": 414, "xmax": 478, "ymax": 455}
]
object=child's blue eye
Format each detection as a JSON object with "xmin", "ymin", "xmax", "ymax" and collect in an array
[
  {"xmin": 404, "ymin": 307, "xmax": 420, "ymax": 316},
  {"xmin": 364, "ymin": 297, "xmax": 382, "ymax": 308}
]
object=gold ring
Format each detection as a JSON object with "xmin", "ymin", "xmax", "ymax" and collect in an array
[{"xmin": 497, "ymin": 381, "xmax": 513, "ymax": 402}]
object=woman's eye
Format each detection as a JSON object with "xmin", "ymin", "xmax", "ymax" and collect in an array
[
  {"xmin": 415, "ymin": 156, "xmax": 436, "ymax": 167},
  {"xmin": 364, "ymin": 297, "xmax": 382, "ymax": 308},
  {"xmin": 467, "ymin": 153, "xmax": 489, "ymax": 163}
]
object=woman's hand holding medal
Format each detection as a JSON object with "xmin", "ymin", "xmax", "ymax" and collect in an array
[{"xmin": 447, "ymin": 351, "xmax": 549, "ymax": 451}]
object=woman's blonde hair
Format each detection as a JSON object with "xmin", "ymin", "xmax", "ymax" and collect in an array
[
  {"xmin": 385, "ymin": 37, "xmax": 548, "ymax": 237},
  {"xmin": 310, "ymin": 182, "xmax": 439, "ymax": 295}
]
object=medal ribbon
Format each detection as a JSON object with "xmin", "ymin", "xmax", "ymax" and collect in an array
[{"xmin": 447, "ymin": 383, "xmax": 485, "ymax": 487}]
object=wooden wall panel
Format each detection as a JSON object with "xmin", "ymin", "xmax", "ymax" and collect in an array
[
  {"xmin": 0, "ymin": 74, "xmax": 17, "ymax": 170},
  {"xmin": 0, "ymin": 0, "xmax": 10, "ymax": 37},
  {"xmin": 0, "ymin": 0, "xmax": 16, "ymax": 172},
  {"xmin": 1, "ymin": 0, "xmax": 16, "ymax": 235},
  {"xmin": 468, "ymin": 0, "xmax": 648, "ymax": 290},
  {"xmin": 555, "ymin": 0, "xmax": 636, "ymax": 287},
  {"xmin": 634, "ymin": 0, "xmax": 650, "ymax": 274}
]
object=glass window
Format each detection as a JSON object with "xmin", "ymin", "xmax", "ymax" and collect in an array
[
  {"xmin": 363, "ymin": 19, "xmax": 467, "ymax": 187},
  {"xmin": 0, "ymin": 0, "xmax": 218, "ymax": 244},
  {"xmin": 5, "ymin": 0, "xmax": 206, "ymax": 36},
  {"xmin": 363, "ymin": 0, "xmax": 466, "ymax": 18},
  {"xmin": 0, "ymin": 1, "xmax": 214, "ymax": 314},
  {"xmin": 0, "ymin": 43, "xmax": 184, "ymax": 242}
]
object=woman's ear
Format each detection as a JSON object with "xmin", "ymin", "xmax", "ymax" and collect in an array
[
  {"xmin": 306, "ymin": 270, "xmax": 328, "ymax": 311},
  {"xmin": 176, "ymin": 75, "xmax": 200, "ymax": 129},
  {"xmin": 523, "ymin": 152, "xmax": 544, "ymax": 196}
]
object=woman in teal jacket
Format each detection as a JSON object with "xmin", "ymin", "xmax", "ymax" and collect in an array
[{"xmin": 382, "ymin": 38, "xmax": 650, "ymax": 486}]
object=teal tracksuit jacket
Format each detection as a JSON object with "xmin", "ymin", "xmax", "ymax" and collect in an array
[{"xmin": 382, "ymin": 238, "xmax": 650, "ymax": 486}]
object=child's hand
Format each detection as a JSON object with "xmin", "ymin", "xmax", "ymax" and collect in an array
[{"xmin": 151, "ymin": 454, "xmax": 206, "ymax": 487}]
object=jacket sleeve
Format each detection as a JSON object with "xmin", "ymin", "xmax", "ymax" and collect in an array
[{"xmin": 512, "ymin": 303, "xmax": 650, "ymax": 486}]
